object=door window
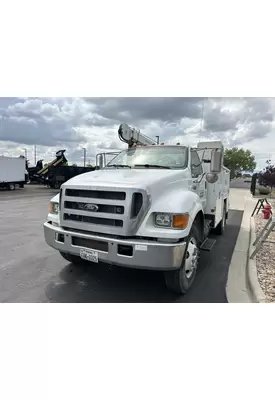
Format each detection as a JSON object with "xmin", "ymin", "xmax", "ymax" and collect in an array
[{"xmin": 191, "ymin": 150, "xmax": 203, "ymax": 178}]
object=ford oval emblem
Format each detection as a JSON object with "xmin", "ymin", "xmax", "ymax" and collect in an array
[{"xmin": 84, "ymin": 204, "xmax": 99, "ymax": 211}]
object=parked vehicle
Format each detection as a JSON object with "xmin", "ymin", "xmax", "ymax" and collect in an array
[
  {"xmin": 44, "ymin": 123, "xmax": 230, "ymax": 294},
  {"xmin": 28, "ymin": 160, "xmax": 44, "ymax": 183},
  {"xmin": 47, "ymin": 165, "xmax": 97, "ymax": 189},
  {"xmin": 0, "ymin": 155, "xmax": 29, "ymax": 190},
  {"xmin": 30, "ymin": 150, "xmax": 68, "ymax": 184}
]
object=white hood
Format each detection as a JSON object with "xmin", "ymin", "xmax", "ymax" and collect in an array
[{"xmin": 64, "ymin": 168, "xmax": 190, "ymax": 194}]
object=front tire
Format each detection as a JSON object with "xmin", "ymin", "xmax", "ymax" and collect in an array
[
  {"xmin": 60, "ymin": 251, "xmax": 83, "ymax": 264},
  {"xmin": 164, "ymin": 225, "xmax": 200, "ymax": 294}
]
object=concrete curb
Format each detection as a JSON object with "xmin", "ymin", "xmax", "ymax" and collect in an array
[
  {"xmin": 226, "ymin": 195, "xmax": 255, "ymax": 303},
  {"xmin": 247, "ymin": 216, "xmax": 267, "ymax": 303}
]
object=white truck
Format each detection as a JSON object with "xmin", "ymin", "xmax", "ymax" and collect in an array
[
  {"xmin": 0, "ymin": 155, "xmax": 29, "ymax": 190},
  {"xmin": 44, "ymin": 124, "xmax": 230, "ymax": 294}
]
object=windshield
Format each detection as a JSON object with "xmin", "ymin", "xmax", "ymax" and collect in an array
[{"xmin": 105, "ymin": 146, "xmax": 188, "ymax": 169}]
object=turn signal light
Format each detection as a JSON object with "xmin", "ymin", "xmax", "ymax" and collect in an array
[
  {"xmin": 49, "ymin": 202, "xmax": 59, "ymax": 214},
  {"xmin": 172, "ymin": 214, "xmax": 189, "ymax": 229}
]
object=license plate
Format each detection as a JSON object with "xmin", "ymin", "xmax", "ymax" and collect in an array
[{"xmin": 80, "ymin": 248, "xmax": 99, "ymax": 263}]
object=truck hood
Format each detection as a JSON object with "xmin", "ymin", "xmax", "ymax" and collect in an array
[{"xmin": 64, "ymin": 168, "xmax": 190, "ymax": 193}]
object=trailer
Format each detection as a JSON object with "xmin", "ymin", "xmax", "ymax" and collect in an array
[
  {"xmin": 31, "ymin": 150, "xmax": 68, "ymax": 185},
  {"xmin": 28, "ymin": 160, "xmax": 44, "ymax": 183},
  {"xmin": 0, "ymin": 156, "xmax": 28, "ymax": 190},
  {"xmin": 47, "ymin": 165, "xmax": 96, "ymax": 189}
]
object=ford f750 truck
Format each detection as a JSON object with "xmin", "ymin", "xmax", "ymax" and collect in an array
[{"xmin": 44, "ymin": 124, "xmax": 230, "ymax": 294}]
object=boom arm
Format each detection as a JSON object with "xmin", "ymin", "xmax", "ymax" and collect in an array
[{"xmin": 118, "ymin": 123, "xmax": 157, "ymax": 148}]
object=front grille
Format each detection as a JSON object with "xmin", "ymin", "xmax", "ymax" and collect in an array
[
  {"xmin": 66, "ymin": 189, "xmax": 126, "ymax": 200},
  {"xmin": 64, "ymin": 201, "xmax": 124, "ymax": 215},
  {"xmin": 59, "ymin": 189, "xmax": 63, "ymax": 212},
  {"xmin": 64, "ymin": 213, "xmax": 123, "ymax": 227},
  {"xmin": 61, "ymin": 186, "xmax": 147, "ymax": 235},
  {"xmin": 131, "ymin": 192, "xmax": 143, "ymax": 218}
]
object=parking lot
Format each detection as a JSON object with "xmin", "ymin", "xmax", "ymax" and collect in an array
[{"xmin": 0, "ymin": 185, "xmax": 243, "ymax": 302}]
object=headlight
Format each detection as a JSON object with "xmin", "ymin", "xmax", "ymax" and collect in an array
[
  {"xmin": 154, "ymin": 213, "xmax": 189, "ymax": 229},
  {"xmin": 155, "ymin": 213, "xmax": 172, "ymax": 227},
  {"xmin": 49, "ymin": 202, "xmax": 59, "ymax": 214}
]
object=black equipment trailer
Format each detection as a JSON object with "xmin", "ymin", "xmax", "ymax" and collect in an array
[{"xmin": 47, "ymin": 165, "xmax": 96, "ymax": 189}]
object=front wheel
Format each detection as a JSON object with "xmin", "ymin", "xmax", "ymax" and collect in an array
[{"xmin": 164, "ymin": 225, "xmax": 200, "ymax": 294}]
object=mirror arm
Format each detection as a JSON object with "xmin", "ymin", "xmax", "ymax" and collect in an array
[{"xmin": 193, "ymin": 173, "xmax": 206, "ymax": 183}]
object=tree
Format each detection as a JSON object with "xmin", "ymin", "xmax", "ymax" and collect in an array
[
  {"xmin": 223, "ymin": 147, "xmax": 256, "ymax": 179},
  {"xmin": 258, "ymin": 160, "xmax": 275, "ymax": 194}
]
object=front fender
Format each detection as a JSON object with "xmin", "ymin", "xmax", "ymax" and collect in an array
[
  {"xmin": 137, "ymin": 189, "xmax": 204, "ymax": 239},
  {"xmin": 50, "ymin": 193, "xmax": 60, "ymax": 203}
]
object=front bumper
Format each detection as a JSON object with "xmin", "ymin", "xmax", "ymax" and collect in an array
[{"xmin": 44, "ymin": 222, "xmax": 187, "ymax": 271}]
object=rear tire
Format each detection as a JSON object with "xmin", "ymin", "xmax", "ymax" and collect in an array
[
  {"xmin": 59, "ymin": 251, "xmax": 83, "ymax": 264},
  {"xmin": 164, "ymin": 224, "xmax": 200, "ymax": 294},
  {"xmin": 9, "ymin": 183, "xmax": 15, "ymax": 191}
]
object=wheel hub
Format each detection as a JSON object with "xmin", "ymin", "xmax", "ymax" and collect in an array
[{"xmin": 185, "ymin": 237, "xmax": 199, "ymax": 279}]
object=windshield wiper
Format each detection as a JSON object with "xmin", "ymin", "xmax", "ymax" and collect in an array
[
  {"xmin": 107, "ymin": 164, "xmax": 132, "ymax": 168},
  {"xmin": 134, "ymin": 164, "xmax": 171, "ymax": 169}
]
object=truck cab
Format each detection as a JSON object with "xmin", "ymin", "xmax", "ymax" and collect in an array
[{"xmin": 44, "ymin": 124, "xmax": 230, "ymax": 294}]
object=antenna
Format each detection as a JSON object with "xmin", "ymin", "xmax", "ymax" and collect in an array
[{"xmin": 199, "ymin": 98, "xmax": 205, "ymax": 138}]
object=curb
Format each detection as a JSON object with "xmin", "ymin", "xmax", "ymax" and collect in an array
[
  {"xmin": 226, "ymin": 195, "xmax": 254, "ymax": 303},
  {"xmin": 246, "ymin": 216, "xmax": 267, "ymax": 303}
]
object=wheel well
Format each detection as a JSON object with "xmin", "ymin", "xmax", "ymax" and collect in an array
[{"xmin": 194, "ymin": 211, "xmax": 204, "ymax": 242}]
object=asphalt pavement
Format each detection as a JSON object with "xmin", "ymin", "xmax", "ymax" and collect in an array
[{"xmin": 0, "ymin": 185, "xmax": 243, "ymax": 303}]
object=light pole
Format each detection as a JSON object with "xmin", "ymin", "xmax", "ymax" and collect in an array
[
  {"xmin": 34, "ymin": 145, "xmax": 37, "ymax": 165},
  {"xmin": 24, "ymin": 148, "xmax": 27, "ymax": 159},
  {"xmin": 83, "ymin": 148, "xmax": 86, "ymax": 167}
]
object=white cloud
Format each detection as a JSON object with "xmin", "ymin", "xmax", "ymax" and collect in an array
[{"xmin": 0, "ymin": 97, "xmax": 274, "ymax": 168}]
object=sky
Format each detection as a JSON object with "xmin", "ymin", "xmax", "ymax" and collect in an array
[{"xmin": 0, "ymin": 97, "xmax": 274, "ymax": 170}]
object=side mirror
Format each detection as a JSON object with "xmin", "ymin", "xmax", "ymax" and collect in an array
[{"xmin": 210, "ymin": 149, "xmax": 223, "ymax": 173}]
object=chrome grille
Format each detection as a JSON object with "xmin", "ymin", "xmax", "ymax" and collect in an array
[
  {"xmin": 60, "ymin": 186, "xmax": 149, "ymax": 236},
  {"xmin": 64, "ymin": 201, "xmax": 124, "ymax": 215},
  {"xmin": 66, "ymin": 189, "xmax": 126, "ymax": 200},
  {"xmin": 64, "ymin": 213, "xmax": 123, "ymax": 227}
]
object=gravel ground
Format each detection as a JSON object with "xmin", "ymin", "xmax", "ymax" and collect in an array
[{"xmin": 255, "ymin": 202, "xmax": 275, "ymax": 302}]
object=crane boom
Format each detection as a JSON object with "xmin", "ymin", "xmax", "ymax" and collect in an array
[{"xmin": 118, "ymin": 123, "xmax": 157, "ymax": 148}]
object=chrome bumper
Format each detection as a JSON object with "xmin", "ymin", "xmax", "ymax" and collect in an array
[{"xmin": 44, "ymin": 222, "xmax": 187, "ymax": 271}]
